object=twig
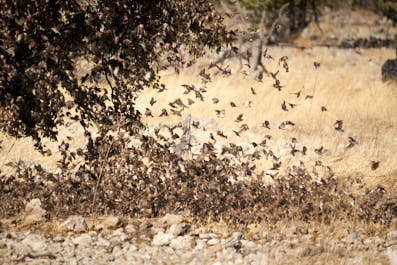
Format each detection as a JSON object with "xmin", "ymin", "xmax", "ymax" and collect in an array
[{"xmin": 92, "ymin": 136, "xmax": 114, "ymax": 212}]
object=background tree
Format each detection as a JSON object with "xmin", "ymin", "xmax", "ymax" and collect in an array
[{"xmin": 0, "ymin": 0, "xmax": 233, "ymax": 151}]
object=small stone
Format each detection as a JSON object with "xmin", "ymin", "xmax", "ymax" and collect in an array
[
  {"xmin": 168, "ymin": 223, "xmax": 186, "ymax": 236},
  {"xmin": 224, "ymin": 232, "xmax": 243, "ymax": 250},
  {"xmin": 207, "ymin": 238, "xmax": 219, "ymax": 246},
  {"xmin": 170, "ymin": 236, "xmax": 193, "ymax": 250},
  {"xmin": 102, "ymin": 216, "xmax": 122, "ymax": 230},
  {"xmin": 111, "ymin": 229, "xmax": 130, "ymax": 242},
  {"xmin": 24, "ymin": 199, "xmax": 46, "ymax": 224},
  {"xmin": 252, "ymin": 235, "xmax": 260, "ymax": 241},
  {"xmin": 242, "ymin": 240, "xmax": 256, "ymax": 249},
  {"xmin": 60, "ymin": 215, "xmax": 88, "ymax": 233},
  {"xmin": 53, "ymin": 235, "xmax": 65, "ymax": 243},
  {"xmin": 96, "ymin": 237, "xmax": 111, "ymax": 248},
  {"xmin": 386, "ymin": 248, "xmax": 397, "ymax": 265},
  {"xmin": 152, "ymin": 232, "xmax": 174, "ymax": 246},
  {"xmin": 72, "ymin": 234, "xmax": 92, "ymax": 246},
  {"xmin": 125, "ymin": 224, "xmax": 137, "ymax": 234},
  {"xmin": 387, "ymin": 231, "xmax": 397, "ymax": 241},
  {"xmin": 195, "ymin": 239, "xmax": 207, "ymax": 250},
  {"xmin": 21, "ymin": 234, "xmax": 47, "ymax": 253},
  {"xmin": 160, "ymin": 214, "xmax": 183, "ymax": 226}
]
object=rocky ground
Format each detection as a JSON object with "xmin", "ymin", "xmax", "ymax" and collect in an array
[{"xmin": 0, "ymin": 200, "xmax": 396, "ymax": 265}]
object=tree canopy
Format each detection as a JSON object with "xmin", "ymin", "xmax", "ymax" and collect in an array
[{"xmin": 0, "ymin": 0, "xmax": 233, "ymax": 150}]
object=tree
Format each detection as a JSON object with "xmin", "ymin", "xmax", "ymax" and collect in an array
[{"xmin": 0, "ymin": 0, "xmax": 233, "ymax": 151}]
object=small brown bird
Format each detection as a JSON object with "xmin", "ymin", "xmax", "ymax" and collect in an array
[
  {"xmin": 262, "ymin": 120, "xmax": 270, "ymax": 129},
  {"xmin": 347, "ymin": 136, "xmax": 357, "ymax": 148},
  {"xmin": 158, "ymin": 84, "xmax": 167, "ymax": 93},
  {"xmin": 171, "ymin": 108, "xmax": 183, "ymax": 117},
  {"xmin": 195, "ymin": 90, "xmax": 204, "ymax": 101},
  {"xmin": 314, "ymin": 62, "xmax": 321, "ymax": 69},
  {"xmin": 210, "ymin": 133, "xmax": 216, "ymax": 142},
  {"xmin": 371, "ymin": 161, "xmax": 379, "ymax": 170},
  {"xmin": 145, "ymin": 108, "xmax": 153, "ymax": 117},
  {"xmin": 187, "ymin": 98, "xmax": 195, "ymax": 105},
  {"xmin": 230, "ymin": 102, "xmax": 237, "ymax": 107},
  {"xmin": 159, "ymin": 109, "xmax": 168, "ymax": 117},
  {"xmin": 174, "ymin": 98, "xmax": 187, "ymax": 108},
  {"xmin": 334, "ymin": 120, "xmax": 344, "ymax": 132},
  {"xmin": 233, "ymin": 130, "xmax": 240, "ymax": 137},
  {"xmin": 217, "ymin": 130, "xmax": 227, "ymax": 138},
  {"xmin": 212, "ymin": 98, "xmax": 219, "ymax": 104},
  {"xmin": 321, "ymin": 106, "xmax": 327, "ymax": 112},
  {"xmin": 292, "ymin": 91, "xmax": 301, "ymax": 98},
  {"xmin": 181, "ymin": 84, "xmax": 195, "ymax": 94},
  {"xmin": 281, "ymin": 101, "xmax": 288, "ymax": 111},
  {"xmin": 235, "ymin": 113, "xmax": 243, "ymax": 122},
  {"xmin": 192, "ymin": 121, "xmax": 200, "ymax": 128}
]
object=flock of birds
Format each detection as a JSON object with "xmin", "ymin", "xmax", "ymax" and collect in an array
[{"xmin": 136, "ymin": 54, "xmax": 380, "ymax": 182}]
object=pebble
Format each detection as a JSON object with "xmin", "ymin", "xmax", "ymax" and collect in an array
[
  {"xmin": 21, "ymin": 234, "xmax": 47, "ymax": 253},
  {"xmin": 0, "ymin": 221, "xmax": 393, "ymax": 264},
  {"xmin": 168, "ymin": 223, "xmax": 186, "ymax": 236},
  {"xmin": 170, "ymin": 235, "xmax": 193, "ymax": 250},
  {"xmin": 60, "ymin": 215, "xmax": 88, "ymax": 233},
  {"xmin": 23, "ymin": 198, "xmax": 46, "ymax": 224},
  {"xmin": 152, "ymin": 231, "xmax": 175, "ymax": 246}
]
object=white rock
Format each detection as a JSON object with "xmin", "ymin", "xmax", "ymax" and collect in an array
[
  {"xmin": 152, "ymin": 232, "xmax": 175, "ymax": 246},
  {"xmin": 168, "ymin": 223, "xmax": 186, "ymax": 236},
  {"xmin": 242, "ymin": 240, "xmax": 257, "ymax": 249},
  {"xmin": 207, "ymin": 238, "xmax": 219, "ymax": 246},
  {"xmin": 387, "ymin": 231, "xmax": 397, "ymax": 241},
  {"xmin": 160, "ymin": 214, "xmax": 183, "ymax": 226},
  {"xmin": 60, "ymin": 215, "xmax": 88, "ymax": 233},
  {"xmin": 102, "ymin": 216, "xmax": 121, "ymax": 229},
  {"xmin": 72, "ymin": 234, "xmax": 92, "ymax": 246},
  {"xmin": 21, "ymin": 234, "xmax": 47, "ymax": 253},
  {"xmin": 170, "ymin": 236, "xmax": 193, "ymax": 250},
  {"xmin": 111, "ymin": 229, "xmax": 130, "ymax": 243},
  {"xmin": 195, "ymin": 239, "xmax": 207, "ymax": 250},
  {"xmin": 53, "ymin": 235, "xmax": 65, "ymax": 243},
  {"xmin": 24, "ymin": 199, "xmax": 46, "ymax": 224},
  {"xmin": 96, "ymin": 237, "xmax": 111, "ymax": 248},
  {"xmin": 386, "ymin": 247, "xmax": 397, "ymax": 265}
]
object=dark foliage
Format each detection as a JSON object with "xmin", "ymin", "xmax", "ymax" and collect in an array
[{"xmin": 0, "ymin": 0, "xmax": 233, "ymax": 150}]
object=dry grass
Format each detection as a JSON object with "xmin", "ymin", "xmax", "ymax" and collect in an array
[{"xmin": 133, "ymin": 46, "xmax": 397, "ymax": 190}]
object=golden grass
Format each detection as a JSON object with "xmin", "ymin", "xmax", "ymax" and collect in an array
[
  {"xmin": 0, "ymin": 46, "xmax": 396, "ymax": 190},
  {"xmin": 134, "ymin": 46, "xmax": 397, "ymax": 190}
]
